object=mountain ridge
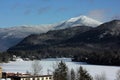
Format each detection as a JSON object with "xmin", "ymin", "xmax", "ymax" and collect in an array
[
  {"xmin": 0, "ymin": 15, "xmax": 101, "ymax": 51},
  {"xmin": 8, "ymin": 26, "xmax": 92, "ymax": 51},
  {"xmin": 7, "ymin": 21, "xmax": 120, "ymax": 50},
  {"xmin": 8, "ymin": 20, "xmax": 120, "ymax": 51}
]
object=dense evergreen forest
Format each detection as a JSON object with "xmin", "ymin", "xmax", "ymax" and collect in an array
[
  {"xmin": 6, "ymin": 47, "xmax": 120, "ymax": 66},
  {"xmin": 0, "ymin": 52, "xmax": 11, "ymax": 63}
]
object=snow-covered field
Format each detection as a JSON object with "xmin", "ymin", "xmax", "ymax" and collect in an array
[{"xmin": 0, "ymin": 58, "xmax": 120, "ymax": 80}]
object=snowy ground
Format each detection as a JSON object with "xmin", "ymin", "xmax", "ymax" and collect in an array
[{"xmin": 0, "ymin": 58, "xmax": 120, "ymax": 80}]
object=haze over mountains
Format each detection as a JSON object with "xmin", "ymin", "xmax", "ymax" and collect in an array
[{"xmin": 0, "ymin": 15, "xmax": 102, "ymax": 51}]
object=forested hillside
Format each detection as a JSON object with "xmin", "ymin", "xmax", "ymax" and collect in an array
[{"xmin": 7, "ymin": 20, "xmax": 120, "ymax": 66}]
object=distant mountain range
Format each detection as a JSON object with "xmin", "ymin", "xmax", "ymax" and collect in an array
[
  {"xmin": 8, "ymin": 20, "xmax": 120, "ymax": 52},
  {"xmin": 0, "ymin": 15, "xmax": 102, "ymax": 51},
  {"xmin": 8, "ymin": 20, "xmax": 120, "ymax": 66}
]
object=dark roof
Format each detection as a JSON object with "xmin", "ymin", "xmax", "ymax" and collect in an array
[{"xmin": 9, "ymin": 75, "xmax": 53, "ymax": 78}]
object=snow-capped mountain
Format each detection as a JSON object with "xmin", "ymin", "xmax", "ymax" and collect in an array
[
  {"xmin": 0, "ymin": 25, "xmax": 55, "ymax": 51},
  {"xmin": 55, "ymin": 15, "xmax": 102, "ymax": 29},
  {"xmin": 0, "ymin": 15, "xmax": 102, "ymax": 51}
]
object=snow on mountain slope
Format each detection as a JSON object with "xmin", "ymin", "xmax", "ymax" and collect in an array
[
  {"xmin": 0, "ymin": 25, "xmax": 55, "ymax": 39},
  {"xmin": 0, "ymin": 15, "xmax": 102, "ymax": 51},
  {"xmin": 0, "ymin": 25, "xmax": 55, "ymax": 51},
  {"xmin": 55, "ymin": 15, "xmax": 102, "ymax": 29}
]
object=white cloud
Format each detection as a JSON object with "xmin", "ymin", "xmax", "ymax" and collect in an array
[{"xmin": 87, "ymin": 10, "xmax": 106, "ymax": 21}]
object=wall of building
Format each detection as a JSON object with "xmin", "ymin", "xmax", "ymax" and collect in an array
[
  {"xmin": 20, "ymin": 76, "xmax": 53, "ymax": 80},
  {"xmin": 0, "ymin": 67, "xmax": 2, "ymax": 78}
]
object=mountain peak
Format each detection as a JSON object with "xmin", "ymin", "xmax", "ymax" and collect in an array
[
  {"xmin": 67, "ymin": 15, "xmax": 88, "ymax": 22},
  {"xmin": 55, "ymin": 15, "xmax": 102, "ymax": 29}
]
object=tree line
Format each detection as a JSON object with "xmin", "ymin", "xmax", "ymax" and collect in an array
[
  {"xmin": 0, "ymin": 52, "xmax": 11, "ymax": 63},
  {"xmin": 6, "ymin": 47, "xmax": 120, "ymax": 66}
]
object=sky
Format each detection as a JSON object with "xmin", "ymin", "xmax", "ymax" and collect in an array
[{"xmin": 0, "ymin": 0, "xmax": 120, "ymax": 28}]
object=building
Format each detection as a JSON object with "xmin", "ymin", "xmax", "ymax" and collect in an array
[
  {"xmin": 2, "ymin": 72, "xmax": 35, "ymax": 78},
  {"xmin": 2, "ymin": 72, "xmax": 23, "ymax": 78},
  {"xmin": 2, "ymin": 72, "xmax": 53, "ymax": 80},
  {"xmin": 0, "ymin": 67, "xmax": 2, "ymax": 78},
  {"xmin": 9, "ymin": 75, "xmax": 53, "ymax": 80}
]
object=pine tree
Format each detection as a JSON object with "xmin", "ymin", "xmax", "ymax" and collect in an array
[
  {"xmin": 53, "ymin": 61, "xmax": 68, "ymax": 80},
  {"xmin": 71, "ymin": 68, "xmax": 75, "ymax": 80},
  {"xmin": 77, "ymin": 66, "xmax": 93, "ymax": 80},
  {"xmin": 53, "ymin": 68, "xmax": 59, "ymax": 80}
]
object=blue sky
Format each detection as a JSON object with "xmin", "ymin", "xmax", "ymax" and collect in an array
[{"xmin": 0, "ymin": 0, "xmax": 120, "ymax": 28}]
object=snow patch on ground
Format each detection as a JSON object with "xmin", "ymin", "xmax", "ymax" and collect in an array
[
  {"xmin": 0, "ymin": 58, "xmax": 120, "ymax": 80},
  {"xmin": 41, "ymin": 58, "xmax": 72, "ymax": 62}
]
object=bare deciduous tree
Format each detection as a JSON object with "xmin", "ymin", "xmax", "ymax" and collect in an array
[
  {"xmin": 94, "ymin": 73, "xmax": 107, "ymax": 80},
  {"xmin": 31, "ymin": 60, "xmax": 42, "ymax": 75},
  {"xmin": 116, "ymin": 70, "xmax": 120, "ymax": 80}
]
